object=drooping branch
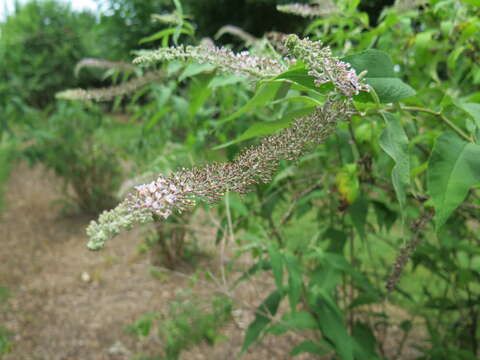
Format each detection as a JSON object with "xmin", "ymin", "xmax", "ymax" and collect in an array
[
  {"xmin": 214, "ymin": 25, "xmax": 259, "ymax": 46},
  {"xmin": 386, "ymin": 212, "xmax": 434, "ymax": 293},
  {"xmin": 82, "ymin": 35, "xmax": 371, "ymax": 250},
  {"xmin": 276, "ymin": 1, "xmax": 338, "ymax": 18},
  {"xmin": 56, "ymin": 71, "xmax": 163, "ymax": 102},
  {"xmin": 74, "ymin": 58, "xmax": 135, "ymax": 77},
  {"xmin": 133, "ymin": 44, "xmax": 290, "ymax": 79}
]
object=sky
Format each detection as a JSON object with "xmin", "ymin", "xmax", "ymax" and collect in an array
[{"xmin": 0, "ymin": 0, "xmax": 100, "ymax": 21}]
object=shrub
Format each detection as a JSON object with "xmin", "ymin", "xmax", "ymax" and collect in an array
[
  {"xmin": 0, "ymin": 0, "xmax": 102, "ymax": 108},
  {"xmin": 24, "ymin": 102, "xmax": 123, "ymax": 215},
  {"xmin": 0, "ymin": 136, "xmax": 17, "ymax": 212}
]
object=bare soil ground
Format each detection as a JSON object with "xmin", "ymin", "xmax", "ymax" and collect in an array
[{"xmin": 0, "ymin": 163, "xmax": 424, "ymax": 360}]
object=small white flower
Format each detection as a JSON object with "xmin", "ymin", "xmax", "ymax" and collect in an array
[
  {"xmin": 165, "ymin": 194, "xmax": 176, "ymax": 204},
  {"xmin": 147, "ymin": 183, "xmax": 157, "ymax": 193},
  {"xmin": 152, "ymin": 201, "xmax": 162, "ymax": 210}
]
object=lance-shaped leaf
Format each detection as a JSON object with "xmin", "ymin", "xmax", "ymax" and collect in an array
[
  {"xmin": 427, "ymin": 132, "xmax": 480, "ymax": 229},
  {"xmin": 242, "ymin": 289, "xmax": 284, "ymax": 352},
  {"xmin": 379, "ymin": 112, "xmax": 410, "ymax": 210},
  {"xmin": 315, "ymin": 295, "xmax": 354, "ymax": 360},
  {"xmin": 343, "ymin": 49, "xmax": 415, "ymax": 103}
]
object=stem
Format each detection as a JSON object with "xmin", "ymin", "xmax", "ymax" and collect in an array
[
  {"xmin": 348, "ymin": 228, "xmax": 355, "ymax": 331},
  {"xmin": 223, "ymin": 192, "xmax": 235, "ymax": 287},
  {"xmin": 392, "ymin": 326, "xmax": 410, "ymax": 360},
  {"xmin": 266, "ymin": 213, "xmax": 284, "ymax": 246},
  {"xmin": 369, "ymin": 86, "xmax": 381, "ymax": 107},
  {"xmin": 386, "ymin": 105, "xmax": 473, "ymax": 142},
  {"xmin": 347, "ymin": 119, "xmax": 361, "ymax": 161}
]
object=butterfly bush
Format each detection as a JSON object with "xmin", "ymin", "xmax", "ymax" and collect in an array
[{"xmin": 85, "ymin": 35, "xmax": 369, "ymax": 250}]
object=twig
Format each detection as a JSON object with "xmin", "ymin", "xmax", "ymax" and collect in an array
[
  {"xmin": 386, "ymin": 105, "xmax": 473, "ymax": 142},
  {"xmin": 386, "ymin": 212, "xmax": 433, "ymax": 293},
  {"xmin": 280, "ymin": 181, "xmax": 321, "ymax": 226}
]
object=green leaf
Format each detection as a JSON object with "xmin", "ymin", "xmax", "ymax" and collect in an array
[
  {"xmin": 268, "ymin": 311, "xmax": 318, "ymax": 335},
  {"xmin": 336, "ymin": 163, "xmax": 360, "ymax": 205},
  {"xmin": 145, "ymin": 106, "xmax": 171, "ymax": 131},
  {"xmin": 460, "ymin": 0, "xmax": 480, "ymax": 7},
  {"xmin": 348, "ymin": 294, "xmax": 379, "ymax": 309},
  {"xmin": 343, "ymin": 50, "xmax": 415, "ymax": 103},
  {"xmin": 379, "ymin": 112, "xmax": 410, "ymax": 210},
  {"xmin": 315, "ymin": 296, "xmax": 354, "ymax": 360},
  {"xmin": 219, "ymin": 81, "xmax": 283, "ymax": 123},
  {"xmin": 322, "ymin": 253, "xmax": 380, "ymax": 297},
  {"xmin": 242, "ymin": 290, "xmax": 284, "ymax": 352},
  {"xmin": 371, "ymin": 200, "xmax": 397, "ymax": 231},
  {"xmin": 283, "ymin": 311, "xmax": 318, "ymax": 330},
  {"xmin": 447, "ymin": 46, "xmax": 466, "ymax": 72},
  {"xmin": 365, "ymin": 78, "xmax": 416, "ymax": 103},
  {"xmin": 281, "ymin": 107, "xmax": 316, "ymax": 122},
  {"xmin": 267, "ymin": 243, "xmax": 284, "ymax": 289},
  {"xmin": 323, "ymin": 227, "xmax": 348, "ymax": 254},
  {"xmin": 309, "ymin": 263, "xmax": 342, "ymax": 295},
  {"xmin": 179, "ymin": 63, "xmax": 215, "ymax": 81},
  {"xmin": 213, "ymin": 117, "xmax": 292, "ymax": 150},
  {"xmin": 285, "ymin": 254, "xmax": 303, "ymax": 312},
  {"xmin": 127, "ymin": 312, "xmax": 158, "ymax": 337},
  {"xmin": 458, "ymin": 102, "xmax": 480, "ymax": 130},
  {"xmin": 291, "ymin": 341, "xmax": 329, "ymax": 357},
  {"xmin": 173, "ymin": 0, "xmax": 183, "ymax": 14},
  {"xmin": 225, "ymin": 192, "xmax": 249, "ymax": 217},
  {"xmin": 352, "ymin": 322, "xmax": 379, "ymax": 360},
  {"xmin": 208, "ymin": 74, "xmax": 245, "ymax": 88},
  {"xmin": 234, "ymin": 260, "xmax": 271, "ymax": 285},
  {"xmin": 343, "ymin": 50, "xmax": 395, "ymax": 78},
  {"xmin": 274, "ymin": 65, "xmax": 316, "ymax": 91},
  {"xmin": 188, "ymin": 75, "xmax": 213, "ymax": 118},
  {"xmin": 0, "ymin": 286, "xmax": 10, "ymax": 303},
  {"xmin": 139, "ymin": 28, "xmax": 190, "ymax": 44},
  {"xmin": 273, "ymin": 65, "xmax": 333, "ymax": 94},
  {"xmin": 427, "ymin": 132, "xmax": 480, "ymax": 229},
  {"xmin": 348, "ymin": 196, "xmax": 368, "ymax": 241},
  {"xmin": 272, "ymin": 95, "xmax": 323, "ymax": 107}
]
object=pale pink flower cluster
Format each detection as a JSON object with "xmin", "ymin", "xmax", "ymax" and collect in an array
[
  {"xmin": 285, "ymin": 35, "xmax": 369, "ymax": 96},
  {"xmin": 276, "ymin": 3, "xmax": 336, "ymax": 18},
  {"xmin": 309, "ymin": 58, "xmax": 369, "ymax": 97},
  {"xmin": 132, "ymin": 36, "xmax": 369, "ymax": 97},
  {"xmin": 56, "ymin": 71, "xmax": 163, "ymax": 101},
  {"xmin": 133, "ymin": 45, "xmax": 289, "ymax": 79},
  {"xmin": 132, "ymin": 175, "xmax": 194, "ymax": 218}
]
